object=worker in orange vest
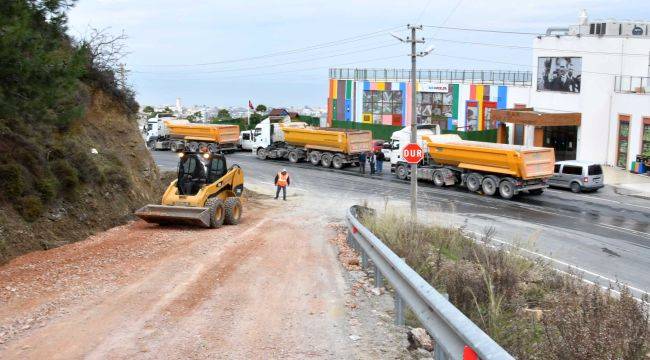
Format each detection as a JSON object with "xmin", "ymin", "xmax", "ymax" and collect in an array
[{"xmin": 274, "ymin": 168, "xmax": 290, "ymax": 200}]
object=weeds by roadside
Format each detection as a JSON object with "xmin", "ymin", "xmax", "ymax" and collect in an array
[{"xmin": 362, "ymin": 211, "xmax": 649, "ymax": 360}]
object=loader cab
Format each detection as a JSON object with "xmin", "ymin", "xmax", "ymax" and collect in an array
[{"xmin": 176, "ymin": 152, "xmax": 228, "ymax": 195}]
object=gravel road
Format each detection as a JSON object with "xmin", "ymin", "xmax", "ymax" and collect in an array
[{"xmin": 0, "ymin": 194, "xmax": 411, "ymax": 359}]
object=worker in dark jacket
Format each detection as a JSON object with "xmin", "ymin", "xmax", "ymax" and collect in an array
[
  {"xmin": 274, "ymin": 168, "xmax": 290, "ymax": 200},
  {"xmin": 358, "ymin": 152, "xmax": 367, "ymax": 174},
  {"xmin": 368, "ymin": 151, "xmax": 376, "ymax": 175},
  {"xmin": 375, "ymin": 150, "xmax": 385, "ymax": 174}
]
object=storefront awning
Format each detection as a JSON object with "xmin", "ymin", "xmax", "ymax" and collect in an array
[{"xmin": 491, "ymin": 108, "xmax": 581, "ymax": 126}]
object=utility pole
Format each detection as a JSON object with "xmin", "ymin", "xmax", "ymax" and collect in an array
[{"xmin": 392, "ymin": 25, "xmax": 432, "ymax": 222}]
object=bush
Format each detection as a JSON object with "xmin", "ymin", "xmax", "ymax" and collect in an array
[
  {"xmin": 35, "ymin": 177, "xmax": 59, "ymax": 202},
  {"xmin": 51, "ymin": 159, "xmax": 79, "ymax": 189},
  {"xmin": 0, "ymin": 163, "xmax": 28, "ymax": 199},
  {"xmin": 15, "ymin": 195, "xmax": 44, "ymax": 222}
]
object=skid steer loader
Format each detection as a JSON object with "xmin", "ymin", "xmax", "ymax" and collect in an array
[{"xmin": 135, "ymin": 151, "xmax": 244, "ymax": 228}]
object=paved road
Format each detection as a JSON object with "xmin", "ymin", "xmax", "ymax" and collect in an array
[{"xmin": 152, "ymin": 150, "xmax": 650, "ymax": 299}]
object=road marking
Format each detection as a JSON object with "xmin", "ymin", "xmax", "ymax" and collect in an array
[
  {"xmin": 466, "ymin": 230, "xmax": 649, "ymax": 299},
  {"xmin": 547, "ymin": 189, "xmax": 650, "ymax": 211}
]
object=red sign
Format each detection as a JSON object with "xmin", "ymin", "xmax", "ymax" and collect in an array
[{"xmin": 402, "ymin": 143, "xmax": 424, "ymax": 164}]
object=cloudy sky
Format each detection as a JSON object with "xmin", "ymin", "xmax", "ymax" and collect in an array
[{"xmin": 67, "ymin": 0, "xmax": 648, "ymax": 108}]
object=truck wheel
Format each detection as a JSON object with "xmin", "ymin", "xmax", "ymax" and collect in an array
[
  {"xmin": 309, "ymin": 152, "xmax": 321, "ymax": 165},
  {"xmin": 288, "ymin": 151, "xmax": 300, "ymax": 163},
  {"xmin": 482, "ymin": 177, "xmax": 497, "ymax": 196},
  {"xmin": 498, "ymin": 181, "xmax": 515, "ymax": 200},
  {"xmin": 224, "ymin": 197, "xmax": 242, "ymax": 225},
  {"xmin": 396, "ymin": 164, "xmax": 408, "ymax": 180},
  {"xmin": 432, "ymin": 170, "xmax": 445, "ymax": 187},
  {"xmin": 170, "ymin": 142, "xmax": 178, "ymax": 152},
  {"xmin": 256, "ymin": 148, "xmax": 267, "ymax": 160},
  {"xmin": 206, "ymin": 198, "xmax": 225, "ymax": 228},
  {"xmin": 332, "ymin": 155, "xmax": 345, "ymax": 169},
  {"xmin": 147, "ymin": 140, "xmax": 156, "ymax": 150},
  {"xmin": 570, "ymin": 182, "xmax": 582, "ymax": 193},
  {"xmin": 466, "ymin": 173, "xmax": 482, "ymax": 192},
  {"xmin": 208, "ymin": 143, "xmax": 219, "ymax": 153},
  {"xmin": 188, "ymin": 142, "xmax": 199, "ymax": 152},
  {"xmin": 321, "ymin": 153, "xmax": 333, "ymax": 168}
]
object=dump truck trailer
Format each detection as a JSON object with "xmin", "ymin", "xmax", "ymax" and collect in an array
[
  {"xmin": 147, "ymin": 121, "xmax": 239, "ymax": 153},
  {"xmin": 254, "ymin": 120, "xmax": 373, "ymax": 169},
  {"xmin": 393, "ymin": 134, "xmax": 555, "ymax": 199}
]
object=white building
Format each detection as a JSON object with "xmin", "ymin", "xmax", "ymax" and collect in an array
[{"xmin": 526, "ymin": 11, "xmax": 650, "ymax": 168}]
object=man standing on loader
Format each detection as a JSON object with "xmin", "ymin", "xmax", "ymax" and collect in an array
[{"xmin": 274, "ymin": 168, "xmax": 290, "ymax": 200}]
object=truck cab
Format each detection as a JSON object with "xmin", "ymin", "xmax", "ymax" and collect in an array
[
  {"xmin": 239, "ymin": 130, "xmax": 255, "ymax": 151},
  {"xmin": 144, "ymin": 113, "xmax": 176, "ymax": 145},
  {"xmin": 389, "ymin": 124, "xmax": 441, "ymax": 171},
  {"xmin": 251, "ymin": 118, "xmax": 305, "ymax": 155}
]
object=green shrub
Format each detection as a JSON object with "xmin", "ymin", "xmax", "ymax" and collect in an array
[
  {"xmin": 35, "ymin": 176, "xmax": 59, "ymax": 202},
  {"xmin": 51, "ymin": 159, "xmax": 79, "ymax": 189},
  {"xmin": 0, "ymin": 163, "xmax": 28, "ymax": 199},
  {"xmin": 15, "ymin": 195, "xmax": 44, "ymax": 222}
]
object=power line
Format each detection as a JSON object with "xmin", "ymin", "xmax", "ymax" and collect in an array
[
  {"xmin": 131, "ymin": 42, "xmax": 401, "ymax": 75},
  {"xmin": 423, "ymin": 24, "xmax": 541, "ymax": 36},
  {"xmin": 134, "ymin": 55, "xmax": 406, "ymax": 82},
  {"xmin": 424, "ymin": 36, "xmax": 650, "ymax": 57},
  {"xmin": 132, "ymin": 25, "xmax": 404, "ymax": 68}
]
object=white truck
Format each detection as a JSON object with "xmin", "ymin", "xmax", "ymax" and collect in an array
[
  {"xmin": 239, "ymin": 130, "xmax": 255, "ymax": 151},
  {"xmin": 388, "ymin": 124, "xmax": 441, "ymax": 172},
  {"xmin": 144, "ymin": 114, "xmax": 187, "ymax": 151},
  {"xmin": 250, "ymin": 118, "xmax": 303, "ymax": 155}
]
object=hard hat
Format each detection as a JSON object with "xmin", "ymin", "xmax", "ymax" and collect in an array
[{"xmin": 282, "ymin": 168, "xmax": 287, "ymax": 172}]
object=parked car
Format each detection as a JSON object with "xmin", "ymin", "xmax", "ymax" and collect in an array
[{"xmin": 548, "ymin": 160, "xmax": 604, "ymax": 193}]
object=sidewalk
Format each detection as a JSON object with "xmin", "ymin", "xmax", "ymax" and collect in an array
[{"xmin": 602, "ymin": 165, "xmax": 650, "ymax": 198}]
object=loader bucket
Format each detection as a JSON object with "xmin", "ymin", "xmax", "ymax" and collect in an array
[{"xmin": 135, "ymin": 205, "xmax": 211, "ymax": 227}]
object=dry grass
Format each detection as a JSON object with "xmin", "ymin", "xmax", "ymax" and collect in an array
[{"xmin": 362, "ymin": 210, "xmax": 649, "ymax": 360}]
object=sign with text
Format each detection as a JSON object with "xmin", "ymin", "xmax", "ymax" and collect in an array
[
  {"xmin": 402, "ymin": 143, "xmax": 424, "ymax": 164},
  {"xmin": 419, "ymin": 83, "xmax": 449, "ymax": 93}
]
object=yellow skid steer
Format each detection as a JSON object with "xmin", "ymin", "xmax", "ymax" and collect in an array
[{"xmin": 135, "ymin": 152, "xmax": 244, "ymax": 228}]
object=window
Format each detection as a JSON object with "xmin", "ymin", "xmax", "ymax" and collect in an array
[
  {"xmin": 617, "ymin": 115, "xmax": 630, "ymax": 168},
  {"xmin": 363, "ymin": 90, "xmax": 402, "ymax": 124},
  {"xmin": 562, "ymin": 165, "xmax": 583, "ymax": 175},
  {"xmin": 242, "ymin": 133, "xmax": 251, "ymax": 141},
  {"xmin": 642, "ymin": 118, "xmax": 650, "ymax": 157},
  {"xmin": 417, "ymin": 91, "xmax": 452, "ymax": 126},
  {"xmin": 554, "ymin": 164, "xmax": 561, "ymax": 173},
  {"xmin": 588, "ymin": 165, "xmax": 603, "ymax": 175}
]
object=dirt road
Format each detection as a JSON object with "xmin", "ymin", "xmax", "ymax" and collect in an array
[{"xmin": 0, "ymin": 194, "xmax": 407, "ymax": 359}]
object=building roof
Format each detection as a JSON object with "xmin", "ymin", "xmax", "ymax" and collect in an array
[
  {"xmin": 269, "ymin": 108, "xmax": 289, "ymax": 117},
  {"xmin": 287, "ymin": 112, "xmax": 299, "ymax": 119},
  {"xmin": 491, "ymin": 108, "xmax": 581, "ymax": 126}
]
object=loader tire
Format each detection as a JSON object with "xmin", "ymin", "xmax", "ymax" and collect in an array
[
  {"xmin": 224, "ymin": 197, "xmax": 242, "ymax": 225},
  {"xmin": 206, "ymin": 198, "xmax": 225, "ymax": 228}
]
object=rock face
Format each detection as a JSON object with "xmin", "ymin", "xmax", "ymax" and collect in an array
[{"xmin": 407, "ymin": 327, "xmax": 434, "ymax": 352}]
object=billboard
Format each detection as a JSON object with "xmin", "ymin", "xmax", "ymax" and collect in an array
[{"xmin": 537, "ymin": 57, "xmax": 582, "ymax": 93}]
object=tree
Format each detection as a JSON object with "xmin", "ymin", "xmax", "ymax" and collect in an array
[
  {"xmin": 255, "ymin": 104, "xmax": 267, "ymax": 113},
  {"xmin": 249, "ymin": 113, "xmax": 263, "ymax": 127},
  {"xmin": 163, "ymin": 106, "xmax": 172, "ymax": 113},
  {"xmin": 143, "ymin": 106, "xmax": 154, "ymax": 113},
  {"xmin": 217, "ymin": 109, "xmax": 231, "ymax": 120}
]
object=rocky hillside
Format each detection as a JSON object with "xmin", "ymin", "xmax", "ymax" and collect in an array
[
  {"xmin": 0, "ymin": 89, "xmax": 163, "ymax": 263},
  {"xmin": 0, "ymin": 1, "xmax": 163, "ymax": 262}
]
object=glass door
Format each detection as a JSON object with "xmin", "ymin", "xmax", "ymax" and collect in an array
[{"xmin": 617, "ymin": 115, "xmax": 630, "ymax": 168}]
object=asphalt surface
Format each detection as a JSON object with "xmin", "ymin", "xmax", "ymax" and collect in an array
[{"xmin": 151, "ymin": 150, "xmax": 650, "ymax": 299}]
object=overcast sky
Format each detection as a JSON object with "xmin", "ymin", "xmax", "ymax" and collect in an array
[{"xmin": 67, "ymin": 0, "xmax": 648, "ymax": 108}]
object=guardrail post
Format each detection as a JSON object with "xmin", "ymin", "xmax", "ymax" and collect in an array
[
  {"xmin": 361, "ymin": 251, "xmax": 368, "ymax": 269},
  {"xmin": 394, "ymin": 293, "xmax": 405, "ymax": 326},
  {"xmin": 374, "ymin": 267, "xmax": 383, "ymax": 288}
]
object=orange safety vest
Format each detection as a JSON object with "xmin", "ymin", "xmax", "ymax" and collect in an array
[{"xmin": 276, "ymin": 172, "xmax": 289, "ymax": 187}]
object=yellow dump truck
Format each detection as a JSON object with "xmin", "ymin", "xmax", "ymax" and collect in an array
[
  {"xmin": 165, "ymin": 122, "xmax": 240, "ymax": 153},
  {"xmin": 254, "ymin": 118, "xmax": 372, "ymax": 169},
  {"xmin": 393, "ymin": 134, "xmax": 555, "ymax": 199}
]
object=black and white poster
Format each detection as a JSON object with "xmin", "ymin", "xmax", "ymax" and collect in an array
[{"xmin": 537, "ymin": 57, "xmax": 582, "ymax": 93}]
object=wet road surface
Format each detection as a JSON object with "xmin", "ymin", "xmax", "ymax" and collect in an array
[{"xmin": 152, "ymin": 150, "xmax": 650, "ymax": 299}]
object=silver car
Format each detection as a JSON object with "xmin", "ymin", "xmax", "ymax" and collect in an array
[{"xmin": 548, "ymin": 160, "xmax": 604, "ymax": 193}]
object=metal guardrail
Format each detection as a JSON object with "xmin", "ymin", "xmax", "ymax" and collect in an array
[
  {"xmin": 614, "ymin": 75, "xmax": 650, "ymax": 94},
  {"xmin": 330, "ymin": 68, "xmax": 532, "ymax": 86},
  {"xmin": 346, "ymin": 205, "xmax": 514, "ymax": 360}
]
